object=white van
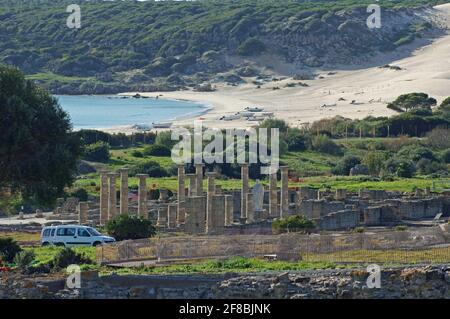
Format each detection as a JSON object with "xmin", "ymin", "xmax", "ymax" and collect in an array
[{"xmin": 41, "ymin": 225, "xmax": 115, "ymax": 247}]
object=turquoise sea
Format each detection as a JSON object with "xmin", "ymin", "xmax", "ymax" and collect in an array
[{"xmin": 55, "ymin": 95, "xmax": 207, "ymax": 130}]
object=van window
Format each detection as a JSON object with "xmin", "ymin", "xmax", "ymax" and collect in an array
[
  {"xmin": 43, "ymin": 229, "xmax": 51, "ymax": 237},
  {"xmin": 78, "ymin": 229, "xmax": 91, "ymax": 237},
  {"xmin": 50, "ymin": 229, "xmax": 55, "ymax": 236},
  {"xmin": 56, "ymin": 228, "xmax": 76, "ymax": 236}
]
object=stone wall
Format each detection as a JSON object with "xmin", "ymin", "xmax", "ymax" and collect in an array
[{"xmin": 1, "ymin": 266, "xmax": 449, "ymax": 299}]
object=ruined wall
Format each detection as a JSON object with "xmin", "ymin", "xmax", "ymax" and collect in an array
[{"xmin": 2, "ymin": 266, "xmax": 449, "ymax": 299}]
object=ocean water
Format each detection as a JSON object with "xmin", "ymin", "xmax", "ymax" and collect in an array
[{"xmin": 55, "ymin": 95, "xmax": 207, "ymax": 130}]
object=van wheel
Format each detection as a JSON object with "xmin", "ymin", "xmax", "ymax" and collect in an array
[
  {"xmin": 93, "ymin": 241, "xmax": 102, "ymax": 247},
  {"xmin": 55, "ymin": 243, "xmax": 65, "ymax": 247},
  {"xmin": 41, "ymin": 242, "xmax": 50, "ymax": 247}
]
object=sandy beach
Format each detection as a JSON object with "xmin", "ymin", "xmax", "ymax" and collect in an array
[{"xmin": 109, "ymin": 4, "xmax": 450, "ymax": 134}]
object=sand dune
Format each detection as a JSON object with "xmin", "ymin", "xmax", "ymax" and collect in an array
[{"xmin": 118, "ymin": 3, "xmax": 450, "ymax": 132}]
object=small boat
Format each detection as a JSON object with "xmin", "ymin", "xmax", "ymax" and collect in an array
[
  {"xmin": 244, "ymin": 106, "xmax": 264, "ymax": 112},
  {"xmin": 131, "ymin": 124, "xmax": 151, "ymax": 131},
  {"xmin": 152, "ymin": 122, "xmax": 172, "ymax": 129},
  {"xmin": 220, "ymin": 114, "xmax": 241, "ymax": 121},
  {"xmin": 238, "ymin": 111, "xmax": 256, "ymax": 118}
]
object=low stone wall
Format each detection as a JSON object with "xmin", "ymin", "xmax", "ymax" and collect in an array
[{"xmin": 1, "ymin": 266, "xmax": 449, "ymax": 299}]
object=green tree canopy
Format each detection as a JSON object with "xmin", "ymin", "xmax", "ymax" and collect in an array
[
  {"xmin": 387, "ymin": 93, "xmax": 437, "ymax": 113},
  {"xmin": 0, "ymin": 65, "xmax": 81, "ymax": 204}
]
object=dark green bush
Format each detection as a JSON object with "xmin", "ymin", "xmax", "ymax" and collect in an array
[
  {"xmin": 69, "ymin": 188, "xmax": 88, "ymax": 201},
  {"xmin": 272, "ymin": 215, "xmax": 315, "ymax": 233},
  {"xmin": 442, "ymin": 149, "xmax": 450, "ymax": 164},
  {"xmin": 332, "ymin": 155, "xmax": 361, "ymax": 175},
  {"xmin": 285, "ymin": 129, "xmax": 310, "ymax": 151},
  {"xmin": 237, "ymin": 37, "xmax": 266, "ymax": 56},
  {"xmin": 416, "ymin": 158, "xmax": 444, "ymax": 175},
  {"xmin": 396, "ymin": 160, "xmax": 416, "ymax": 178},
  {"xmin": 83, "ymin": 141, "xmax": 110, "ymax": 163},
  {"xmin": 155, "ymin": 131, "xmax": 177, "ymax": 149},
  {"xmin": 51, "ymin": 248, "xmax": 93, "ymax": 270},
  {"xmin": 384, "ymin": 158, "xmax": 416, "ymax": 178},
  {"xmin": 131, "ymin": 150, "xmax": 143, "ymax": 158},
  {"xmin": 143, "ymin": 144, "xmax": 171, "ymax": 157},
  {"xmin": 106, "ymin": 214, "xmax": 156, "ymax": 241},
  {"xmin": 0, "ymin": 238, "xmax": 22, "ymax": 263},
  {"xmin": 13, "ymin": 251, "xmax": 35, "ymax": 272},
  {"xmin": 311, "ymin": 135, "xmax": 342, "ymax": 155},
  {"xmin": 397, "ymin": 144, "xmax": 435, "ymax": 162},
  {"xmin": 129, "ymin": 160, "xmax": 168, "ymax": 178}
]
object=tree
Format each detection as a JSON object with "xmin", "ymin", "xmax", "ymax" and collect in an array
[
  {"xmin": 426, "ymin": 127, "xmax": 450, "ymax": 149},
  {"xmin": 129, "ymin": 160, "xmax": 168, "ymax": 177},
  {"xmin": 363, "ymin": 151, "xmax": 386, "ymax": 176},
  {"xmin": 387, "ymin": 93, "xmax": 437, "ymax": 113},
  {"xmin": 143, "ymin": 144, "xmax": 171, "ymax": 157},
  {"xmin": 0, "ymin": 65, "xmax": 82, "ymax": 204},
  {"xmin": 106, "ymin": 214, "xmax": 156, "ymax": 241},
  {"xmin": 83, "ymin": 141, "xmax": 110, "ymax": 162},
  {"xmin": 439, "ymin": 97, "xmax": 450, "ymax": 110},
  {"xmin": 332, "ymin": 155, "xmax": 361, "ymax": 175},
  {"xmin": 155, "ymin": 131, "xmax": 177, "ymax": 149},
  {"xmin": 311, "ymin": 135, "xmax": 343, "ymax": 155}
]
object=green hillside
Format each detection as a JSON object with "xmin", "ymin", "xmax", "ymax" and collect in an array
[{"xmin": 0, "ymin": 0, "xmax": 444, "ymax": 94}]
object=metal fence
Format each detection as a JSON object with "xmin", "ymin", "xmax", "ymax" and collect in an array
[{"xmin": 98, "ymin": 225, "xmax": 450, "ymax": 265}]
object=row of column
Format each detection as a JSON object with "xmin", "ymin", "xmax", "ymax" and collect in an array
[
  {"xmin": 240, "ymin": 164, "xmax": 290, "ymax": 221},
  {"xmin": 99, "ymin": 169, "xmax": 149, "ymax": 225}
]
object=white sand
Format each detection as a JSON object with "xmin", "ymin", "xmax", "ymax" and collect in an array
[{"xmin": 111, "ymin": 4, "xmax": 450, "ymax": 134}]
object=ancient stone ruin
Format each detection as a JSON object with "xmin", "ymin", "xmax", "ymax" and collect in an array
[{"xmin": 46, "ymin": 164, "xmax": 449, "ymax": 234}]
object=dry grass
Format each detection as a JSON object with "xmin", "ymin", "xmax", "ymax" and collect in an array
[
  {"xmin": 0, "ymin": 231, "xmax": 40, "ymax": 244},
  {"xmin": 304, "ymin": 247, "xmax": 450, "ymax": 264}
]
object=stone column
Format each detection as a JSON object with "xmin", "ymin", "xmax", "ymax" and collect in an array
[
  {"xmin": 195, "ymin": 164, "xmax": 204, "ymax": 196},
  {"xmin": 177, "ymin": 165, "xmax": 186, "ymax": 225},
  {"xmin": 78, "ymin": 202, "xmax": 88, "ymax": 225},
  {"xmin": 185, "ymin": 196, "xmax": 207, "ymax": 234},
  {"xmin": 215, "ymin": 185, "xmax": 223, "ymax": 194},
  {"xmin": 35, "ymin": 209, "xmax": 43, "ymax": 218},
  {"xmin": 119, "ymin": 168, "xmax": 129, "ymax": 215},
  {"xmin": 280, "ymin": 166, "xmax": 289, "ymax": 219},
  {"xmin": 187, "ymin": 174, "xmax": 197, "ymax": 196},
  {"xmin": 156, "ymin": 208, "xmax": 166, "ymax": 228},
  {"xmin": 167, "ymin": 204, "xmax": 178, "ymax": 229},
  {"xmin": 317, "ymin": 190, "xmax": 323, "ymax": 200},
  {"xmin": 211, "ymin": 195, "xmax": 225, "ymax": 234},
  {"xmin": 137, "ymin": 174, "xmax": 149, "ymax": 218},
  {"xmin": 107, "ymin": 173, "xmax": 119, "ymax": 220},
  {"xmin": 246, "ymin": 193, "xmax": 255, "ymax": 223},
  {"xmin": 241, "ymin": 164, "xmax": 249, "ymax": 219},
  {"xmin": 224, "ymin": 195, "xmax": 234, "ymax": 226},
  {"xmin": 336, "ymin": 189, "xmax": 347, "ymax": 201},
  {"xmin": 99, "ymin": 171, "xmax": 109, "ymax": 225},
  {"xmin": 269, "ymin": 171, "xmax": 278, "ymax": 217},
  {"xmin": 205, "ymin": 172, "xmax": 216, "ymax": 234}
]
